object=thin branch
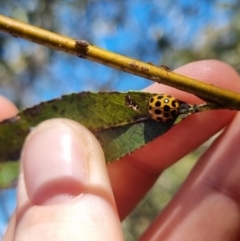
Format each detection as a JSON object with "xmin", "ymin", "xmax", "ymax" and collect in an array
[{"xmin": 0, "ymin": 14, "xmax": 240, "ymax": 110}]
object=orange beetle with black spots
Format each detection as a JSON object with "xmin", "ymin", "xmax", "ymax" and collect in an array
[{"xmin": 147, "ymin": 94, "xmax": 179, "ymax": 122}]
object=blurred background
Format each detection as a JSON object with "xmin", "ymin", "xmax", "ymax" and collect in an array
[{"xmin": 0, "ymin": 0, "xmax": 239, "ymax": 240}]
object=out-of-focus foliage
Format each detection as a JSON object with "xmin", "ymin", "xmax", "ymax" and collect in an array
[{"xmin": 0, "ymin": 0, "xmax": 239, "ymax": 239}]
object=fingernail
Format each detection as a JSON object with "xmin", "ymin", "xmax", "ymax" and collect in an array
[{"xmin": 21, "ymin": 119, "xmax": 88, "ymax": 205}]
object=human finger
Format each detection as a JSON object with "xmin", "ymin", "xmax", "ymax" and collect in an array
[
  {"xmin": 4, "ymin": 119, "xmax": 123, "ymax": 241},
  {"xmin": 0, "ymin": 95, "xmax": 18, "ymax": 121}
]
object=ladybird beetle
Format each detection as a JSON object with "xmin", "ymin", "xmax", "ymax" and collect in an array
[{"xmin": 147, "ymin": 94, "xmax": 179, "ymax": 122}]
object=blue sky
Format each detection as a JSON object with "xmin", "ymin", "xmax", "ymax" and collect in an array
[{"xmin": 0, "ymin": 0, "xmax": 236, "ymax": 237}]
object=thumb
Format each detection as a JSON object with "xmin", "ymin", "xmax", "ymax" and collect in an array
[{"xmin": 5, "ymin": 119, "xmax": 123, "ymax": 241}]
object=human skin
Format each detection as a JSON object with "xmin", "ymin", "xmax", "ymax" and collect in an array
[{"xmin": 3, "ymin": 60, "xmax": 240, "ymax": 240}]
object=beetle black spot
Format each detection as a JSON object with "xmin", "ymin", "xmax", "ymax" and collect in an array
[
  {"xmin": 155, "ymin": 109, "xmax": 162, "ymax": 115},
  {"xmin": 157, "ymin": 95, "xmax": 164, "ymax": 100},
  {"xmin": 157, "ymin": 117, "xmax": 163, "ymax": 121},
  {"xmin": 163, "ymin": 105, "xmax": 171, "ymax": 111},
  {"xmin": 155, "ymin": 101, "xmax": 161, "ymax": 107},
  {"xmin": 172, "ymin": 100, "xmax": 178, "ymax": 107},
  {"xmin": 163, "ymin": 113, "xmax": 170, "ymax": 118},
  {"xmin": 148, "ymin": 105, "xmax": 152, "ymax": 110},
  {"xmin": 150, "ymin": 97, "xmax": 154, "ymax": 103}
]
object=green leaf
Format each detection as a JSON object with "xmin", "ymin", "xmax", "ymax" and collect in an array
[
  {"xmin": 95, "ymin": 120, "xmax": 173, "ymax": 162},
  {"xmin": 0, "ymin": 91, "xmax": 183, "ymax": 188},
  {"xmin": 0, "ymin": 162, "xmax": 19, "ymax": 188}
]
